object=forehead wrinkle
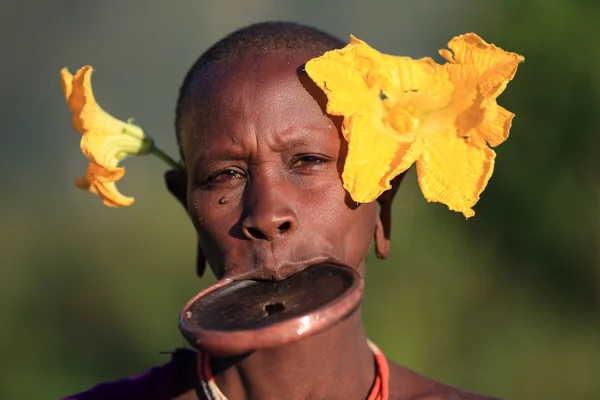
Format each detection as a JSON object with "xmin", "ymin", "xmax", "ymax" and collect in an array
[
  {"xmin": 245, "ymin": 74, "xmax": 331, "ymax": 155},
  {"xmin": 193, "ymin": 121, "xmax": 255, "ymax": 168},
  {"xmin": 196, "ymin": 138, "xmax": 248, "ymax": 163},
  {"xmin": 185, "ymin": 75, "xmax": 258, "ymax": 166},
  {"xmin": 185, "ymin": 51, "xmax": 332, "ymax": 166},
  {"xmin": 266, "ymin": 124, "xmax": 328, "ymax": 153}
]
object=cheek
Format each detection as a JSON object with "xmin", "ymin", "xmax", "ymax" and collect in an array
[
  {"xmin": 302, "ymin": 185, "xmax": 377, "ymax": 265},
  {"xmin": 188, "ymin": 190, "xmax": 241, "ymax": 247},
  {"xmin": 345, "ymin": 204, "xmax": 378, "ymax": 265}
]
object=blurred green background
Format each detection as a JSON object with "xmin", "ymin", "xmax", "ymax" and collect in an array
[{"xmin": 1, "ymin": 0, "xmax": 598, "ymax": 399}]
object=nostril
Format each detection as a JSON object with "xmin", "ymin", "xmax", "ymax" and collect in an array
[
  {"xmin": 247, "ymin": 227, "xmax": 267, "ymax": 240},
  {"xmin": 243, "ymin": 218, "xmax": 296, "ymax": 241},
  {"xmin": 277, "ymin": 221, "xmax": 291, "ymax": 233}
]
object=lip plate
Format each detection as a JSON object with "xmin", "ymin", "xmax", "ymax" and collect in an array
[{"xmin": 179, "ymin": 264, "xmax": 364, "ymax": 357}]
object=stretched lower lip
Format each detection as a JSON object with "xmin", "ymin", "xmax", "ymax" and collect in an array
[
  {"xmin": 223, "ymin": 256, "xmax": 353, "ymax": 282},
  {"xmin": 179, "ymin": 263, "xmax": 363, "ymax": 357}
]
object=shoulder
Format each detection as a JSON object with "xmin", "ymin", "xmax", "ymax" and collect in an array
[
  {"xmin": 61, "ymin": 349, "xmax": 200, "ymax": 400},
  {"xmin": 387, "ymin": 359, "xmax": 502, "ymax": 400}
]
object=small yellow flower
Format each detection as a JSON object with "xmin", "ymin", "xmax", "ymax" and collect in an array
[
  {"xmin": 305, "ymin": 33, "xmax": 524, "ymax": 218},
  {"xmin": 61, "ymin": 66, "xmax": 154, "ymax": 207}
]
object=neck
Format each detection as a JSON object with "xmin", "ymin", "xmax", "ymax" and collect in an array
[{"xmin": 208, "ymin": 309, "xmax": 376, "ymax": 400}]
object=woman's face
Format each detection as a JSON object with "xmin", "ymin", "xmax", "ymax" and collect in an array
[{"xmin": 178, "ymin": 51, "xmax": 378, "ymax": 281}]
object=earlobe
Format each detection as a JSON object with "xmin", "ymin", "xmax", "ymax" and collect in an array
[
  {"xmin": 374, "ymin": 172, "xmax": 407, "ymax": 260},
  {"xmin": 374, "ymin": 215, "xmax": 390, "ymax": 259},
  {"xmin": 195, "ymin": 240, "xmax": 206, "ymax": 277},
  {"xmin": 164, "ymin": 169, "xmax": 206, "ymax": 277}
]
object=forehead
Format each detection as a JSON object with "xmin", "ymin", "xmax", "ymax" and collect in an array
[{"xmin": 178, "ymin": 50, "xmax": 332, "ymax": 158}]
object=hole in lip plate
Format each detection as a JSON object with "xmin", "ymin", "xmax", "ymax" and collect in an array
[{"xmin": 262, "ymin": 301, "xmax": 286, "ymax": 317}]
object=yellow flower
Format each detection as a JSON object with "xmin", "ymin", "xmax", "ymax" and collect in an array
[
  {"xmin": 61, "ymin": 66, "xmax": 154, "ymax": 207},
  {"xmin": 305, "ymin": 33, "xmax": 524, "ymax": 218}
]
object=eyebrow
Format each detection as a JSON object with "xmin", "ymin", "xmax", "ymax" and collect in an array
[
  {"xmin": 195, "ymin": 150, "xmax": 248, "ymax": 167},
  {"xmin": 192, "ymin": 122, "xmax": 332, "ymax": 166}
]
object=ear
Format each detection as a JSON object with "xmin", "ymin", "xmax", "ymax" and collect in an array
[
  {"xmin": 374, "ymin": 172, "xmax": 407, "ymax": 259},
  {"xmin": 164, "ymin": 169, "xmax": 187, "ymax": 208},
  {"xmin": 164, "ymin": 170, "xmax": 206, "ymax": 277}
]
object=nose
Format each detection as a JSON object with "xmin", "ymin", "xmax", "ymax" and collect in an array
[{"xmin": 241, "ymin": 183, "xmax": 298, "ymax": 241}]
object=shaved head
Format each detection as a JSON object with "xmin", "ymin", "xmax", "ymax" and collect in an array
[{"xmin": 174, "ymin": 21, "xmax": 346, "ymax": 159}]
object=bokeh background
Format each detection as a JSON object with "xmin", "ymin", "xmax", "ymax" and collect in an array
[{"xmin": 1, "ymin": 0, "xmax": 598, "ymax": 399}]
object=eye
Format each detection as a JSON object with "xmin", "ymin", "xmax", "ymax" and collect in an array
[
  {"xmin": 291, "ymin": 154, "xmax": 334, "ymax": 171},
  {"xmin": 202, "ymin": 168, "xmax": 246, "ymax": 187}
]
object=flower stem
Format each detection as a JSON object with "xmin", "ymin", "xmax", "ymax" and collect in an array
[
  {"xmin": 151, "ymin": 145, "xmax": 184, "ymax": 171},
  {"xmin": 121, "ymin": 127, "xmax": 184, "ymax": 171}
]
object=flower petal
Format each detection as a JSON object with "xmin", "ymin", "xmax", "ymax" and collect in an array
[
  {"xmin": 346, "ymin": 35, "xmax": 399, "ymax": 89},
  {"xmin": 443, "ymin": 33, "xmax": 523, "ymax": 104},
  {"xmin": 342, "ymin": 113, "xmax": 423, "ymax": 202},
  {"xmin": 385, "ymin": 57, "xmax": 453, "ymax": 113},
  {"xmin": 416, "ymin": 132, "xmax": 496, "ymax": 218},
  {"xmin": 441, "ymin": 33, "xmax": 523, "ymax": 74},
  {"xmin": 93, "ymin": 181, "xmax": 135, "ymax": 207},
  {"xmin": 75, "ymin": 177, "xmax": 124, "ymax": 208},
  {"xmin": 79, "ymin": 110, "xmax": 149, "ymax": 168},
  {"xmin": 61, "ymin": 66, "xmax": 96, "ymax": 133},
  {"xmin": 305, "ymin": 47, "xmax": 380, "ymax": 118},
  {"xmin": 60, "ymin": 68, "xmax": 74, "ymax": 101},
  {"xmin": 75, "ymin": 163, "xmax": 134, "ymax": 207},
  {"xmin": 440, "ymin": 33, "xmax": 523, "ymax": 148},
  {"xmin": 477, "ymin": 103, "xmax": 515, "ymax": 148}
]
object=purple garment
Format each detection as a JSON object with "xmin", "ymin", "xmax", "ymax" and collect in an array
[{"xmin": 62, "ymin": 349, "xmax": 199, "ymax": 400}]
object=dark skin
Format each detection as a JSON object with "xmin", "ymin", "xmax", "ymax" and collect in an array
[{"xmin": 165, "ymin": 49, "xmax": 500, "ymax": 400}]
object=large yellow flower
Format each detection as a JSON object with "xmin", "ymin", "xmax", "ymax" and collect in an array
[
  {"xmin": 305, "ymin": 33, "xmax": 524, "ymax": 218},
  {"xmin": 61, "ymin": 66, "xmax": 154, "ymax": 207}
]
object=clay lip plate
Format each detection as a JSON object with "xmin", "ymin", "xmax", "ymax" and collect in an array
[{"xmin": 179, "ymin": 264, "xmax": 364, "ymax": 357}]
